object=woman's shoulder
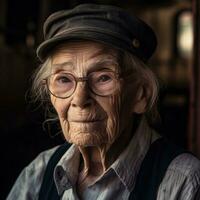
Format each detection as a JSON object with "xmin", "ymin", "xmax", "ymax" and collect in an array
[
  {"xmin": 22, "ymin": 145, "xmax": 61, "ymax": 183},
  {"xmin": 6, "ymin": 145, "xmax": 61, "ymax": 200},
  {"xmin": 157, "ymin": 153, "xmax": 200, "ymax": 199},
  {"xmin": 168, "ymin": 152, "xmax": 200, "ymax": 177},
  {"xmin": 30, "ymin": 145, "xmax": 60, "ymax": 168}
]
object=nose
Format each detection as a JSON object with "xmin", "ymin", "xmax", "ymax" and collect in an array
[{"xmin": 71, "ymin": 82, "xmax": 93, "ymax": 108}]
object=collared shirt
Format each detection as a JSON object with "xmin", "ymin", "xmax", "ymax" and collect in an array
[{"xmin": 7, "ymin": 119, "xmax": 200, "ymax": 200}]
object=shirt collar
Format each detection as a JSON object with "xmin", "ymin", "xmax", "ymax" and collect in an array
[
  {"xmin": 111, "ymin": 117, "xmax": 159, "ymax": 192},
  {"xmin": 54, "ymin": 144, "xmax": 80, "ymax": 195}
]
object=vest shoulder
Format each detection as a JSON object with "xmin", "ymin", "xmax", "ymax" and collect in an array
[{"xmin": 27, "ymin": 145, "xmax": 61, "ymax": 171}]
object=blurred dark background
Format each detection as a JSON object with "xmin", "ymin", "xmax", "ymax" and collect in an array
[{"xmin": 0, "ymin": 0, "xmax": 197, "ymax": 199}]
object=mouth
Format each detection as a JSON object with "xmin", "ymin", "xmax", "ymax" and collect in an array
[{"xmin": 68, "ymin": 119, "xmax": 104, "ymax": 123}]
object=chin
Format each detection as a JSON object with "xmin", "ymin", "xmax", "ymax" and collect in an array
[
  {"xmin": 62, "ymin": 121, "xmax": 108, "ymax": 146},
  {"xmin": 66, "ymin": 131, "xmax": 108, "ymax": 146}
]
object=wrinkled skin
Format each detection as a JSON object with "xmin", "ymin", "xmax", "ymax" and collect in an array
[{"xmin": 50, "ymin": 41, "xmax": 147, "ymax": 194}]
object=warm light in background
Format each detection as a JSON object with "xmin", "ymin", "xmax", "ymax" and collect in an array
[{"xmin": 177, "ymin": 11, "xmax": 193, "ymax": 58}]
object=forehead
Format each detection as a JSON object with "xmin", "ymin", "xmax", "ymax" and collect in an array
[{"xmin": 51, "ymin": 41, "xmax": 120, "ymax": 72}]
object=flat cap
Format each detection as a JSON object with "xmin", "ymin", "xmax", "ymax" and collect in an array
[{"xmin": 37, "ymin": 4, "xmax": 157, "ymax": 62}]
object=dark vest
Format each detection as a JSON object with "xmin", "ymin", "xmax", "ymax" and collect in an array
[{"xmin": 38, "ymin": 137, "xmax": 187, "ymax": 200}]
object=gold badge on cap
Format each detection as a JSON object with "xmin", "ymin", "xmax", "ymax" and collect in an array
[{"xmin": 133, "ymin": 39, "xmax": 140, "ymax": 48}]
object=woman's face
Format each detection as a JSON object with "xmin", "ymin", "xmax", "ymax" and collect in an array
[{"xmin": 50, "ymin": 41, "xmax": 136, "ymax": 147}]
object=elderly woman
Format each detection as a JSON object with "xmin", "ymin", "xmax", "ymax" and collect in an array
[{"xmin": 7, "ymin": 4, "xmax": 200, "ymax": 200}]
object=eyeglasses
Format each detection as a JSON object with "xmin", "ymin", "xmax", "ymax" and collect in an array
[{"xmin": 44, "ymin": 70, "xmax": 121, "ymax": 98}]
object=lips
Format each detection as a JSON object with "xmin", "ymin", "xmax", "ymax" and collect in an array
[
  {"xmin": 67, "ymin": 110, "xmax": 107, "ymax": 123},
  {"xmin": 68, "ymin": 118, "xmax": 104, "ymax": 123}
]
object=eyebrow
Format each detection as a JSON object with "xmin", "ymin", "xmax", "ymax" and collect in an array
[
  {"xmin": 87, "ymin": 59, "xmax": 119, "ymax": 72},
  {"xmin": 52, "ymin": 59, "xmax": 119, "ymax": 74},
  {"xmin": 52, "ymin": 61, "xmax": 74, "ymax": 72}
]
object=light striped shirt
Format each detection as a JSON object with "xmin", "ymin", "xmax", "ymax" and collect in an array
[{"xmin": 7, "ymin": 119, "xmax": 200, "ymax": 200}]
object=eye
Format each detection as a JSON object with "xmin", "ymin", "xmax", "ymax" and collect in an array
[
  {"xmin": 56, "ymin": 76, "xmax": 71, "ymax": 83},
  {"xmin": 97, "ymin": 74, "xmax": 112, "ymax": 83},
  {"xmin": 54, "ymin": 74, "xmax": 73, "ymax": 84},
  {"xmin": 90, "ymin": 71, "xmax": 115, "ymax": 86}
]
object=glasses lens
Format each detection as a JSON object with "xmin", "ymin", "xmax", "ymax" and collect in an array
[
  {"xmin": 48, "ymin": 73, "xmax": 75, "ymax": 98},
  {"xmin": 89, "ymin": 71, "xmax": 117, "ymax": 96}
]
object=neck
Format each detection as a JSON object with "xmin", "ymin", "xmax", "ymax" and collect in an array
[
  {"xmin": 78, "ymin": 116, "xmax": 139, "ymax": 177},
  {"xmin": 77, "ymin": 145, "xmax": 106, "ymax": 194},
  {"xmin": 76, "ymin": 116, "xmax": 141, "ymax": 195},
  {"xmin": 78, "ymin": 145, "xmax": 106, "ymax": 177}
]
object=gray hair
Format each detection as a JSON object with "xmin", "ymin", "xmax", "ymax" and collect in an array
[
  {"xmin": 31, "ymin": 58, "xmax": 51, "ymax": 103},
  {"xmin": 31, "ymin": 49, "xmax": 159, "ymax": 125}
]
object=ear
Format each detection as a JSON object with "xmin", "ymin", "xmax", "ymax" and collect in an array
[{"xmin": 132, "ymin": 86, "xmax": 149, "ymax": 114}]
